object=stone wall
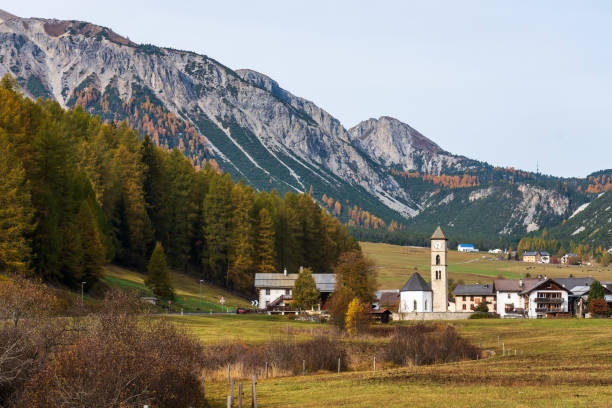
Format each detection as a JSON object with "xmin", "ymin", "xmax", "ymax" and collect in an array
[{"xmin": 392, "ymin": 312, "xmax": 473, "ymax": 321}]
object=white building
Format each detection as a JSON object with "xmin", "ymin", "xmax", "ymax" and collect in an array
[
  {"xmin": 399, "ymin": 272, "xmax": 432, "ymax": 313},
  {"xmin": 254, "ymin": 269, "xmax": 335, "ymax": 310},
  {"xmin": 488, "ymin": 248, "xmax": 503, "ymax": 254},
  {"xmin": 540, "ymin": 252, "xmax": 551, "ymax": 264},
  {"xmin": 521, "ymin": 278, "xmax": 570, "ymax": 318},
  {"xmin": 494, "ymin": 278, "xmax": 540, "ymax": 317},
  {"xmin": 458, "ymin": 244, "xmax": 479, "ymax": 253}
]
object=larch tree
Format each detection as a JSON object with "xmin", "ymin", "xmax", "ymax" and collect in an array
[
  {"xmin": 228, "ymin": 184, "xmax": 255, "ymax": 293},
  {"xmin": 0, "ymin": 134, "xmax": 34, "ymax": 273},
  {"xmin": 145, "ymin": 242, "xmax": 174, "ymax": 301},
  {"xmin": 256, "ymin": 208, "xmax": 276, "ymax": 274}
]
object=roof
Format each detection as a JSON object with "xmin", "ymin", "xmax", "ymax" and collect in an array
[
  {"xmin": 564, "ymin": 253, "xmax": 579, "ymax": 257},
  {"xmin": 458, "ymin": 244, "xmax": 475, "ymax": 248},
  {"xmin": 519, "ymin": 278, "xmax": 570, "ymax": 295},
  {"xmin": 400, "ymin": 272, "xmax": 432, "ymax": 292},
  {"xmin": 568, "ymin": 285, "xmax": 590, "ymax": 296},
  {"xmin": 541, "ymin": 252, "xmax": 550, "ymax": 256},
  {"xmin": 379, "ymin": 292, "xmax": 400, "ymax": 307},
  {"xmin": 453, "ymin": 283, "xmax": 494, "ymax": 296},
  {"xmin": 554, "ymin": 277, "xmax": 594, "ymax": 292},
  {"xmin": 430, "ymin": 226, "xmax": 447, "ymax": 240},
  {"xmin": 494, "ymin": 278, "xmax": 542, "ymax": 292},
  {"xmin": 254, "ymin": 273, "xmax": 336, "ymax": 292},
  {"xmin": 523, "ymin": 251, "xmax": 540, "ymax": 256}
]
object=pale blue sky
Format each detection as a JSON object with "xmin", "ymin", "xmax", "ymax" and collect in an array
[{"xmin": 10, "ymin": 1, "xmax": 612, "ymax": 177}]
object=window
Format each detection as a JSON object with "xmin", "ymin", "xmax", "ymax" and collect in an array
[
  {"xmin": 470, "ymin": 304, "xmax": 475, "ymax": 310},
  {"xmin": 462, "ymin": 304, "xmax": 466, "ymax": 310},
  {"xmin": 413, "ymin": 300, "xmax": 417, "ymax": 311},
  {"xmin": 470, "ymin": 296, "xmax": 474, "ymax": 301},
  {"xmin": 265, "ymin": 289, "xmax": 270, "ymax": 295},
  {"xmin": 424, "ymin": 300, "xmax": 428, "ymax": 310},
  {"xmin": 507, "ymin": 293, "xmax": 511, "ymax": 299},
  {"xmin": 285, "ymin": 289, "xmax": 291, "ymax": 295},
  {"xmin": 436, "ymin": 255, "xmax": 440, "ymax": 265}
]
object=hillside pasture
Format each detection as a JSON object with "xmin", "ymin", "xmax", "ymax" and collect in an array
[
  {"xmin": 361, "ymin": 242, "xmax": 612, "ymax": 289},
  {"xmin": 103, "ymin": 265, "xmax": 251, "ymax": 312}
]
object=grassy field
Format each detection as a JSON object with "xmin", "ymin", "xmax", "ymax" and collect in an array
[
  {"xmin": 102, "ymin": 265, "xmax": 251, "ymax": 312},
  {"xmin": 361, "ymin": 241, "xmax": 612, "ymax": 289},
  {"xmin": 189, "ymin": 316, "xmax": 612, "ymax": 407}
]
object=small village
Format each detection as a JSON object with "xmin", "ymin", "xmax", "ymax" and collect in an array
[{"xmin": 255, "ymin": 226, "xmax": 612, "ymax": 321}]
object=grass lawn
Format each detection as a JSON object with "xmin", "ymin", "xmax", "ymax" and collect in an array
[
  {"xmin": 191, "ymin": 317, "xmax": 612, "ymax": 407},
  {"xmin": 360, "ymin": 241, "xmax": 612, "ymax": 289},
  {"xmin": 102, "ymin": 265, "xmax": 251, "ymax": 312}
]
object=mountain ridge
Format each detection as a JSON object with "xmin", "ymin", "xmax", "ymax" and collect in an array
[{"xmin": 0, "ymin": 9, "xmax": 607, "ymax": 244}]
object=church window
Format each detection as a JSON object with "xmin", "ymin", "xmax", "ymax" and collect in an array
[
  {"xmin": 436, "ymin": 255, "xmax": 440, "ymax": 265},
  {"xmin": 413, "ymin": 300, "xmax": 417, "ymax": 311},
  {"xmin": 424, "ymin": 299, "xmax": 428, "ymax": 310}
]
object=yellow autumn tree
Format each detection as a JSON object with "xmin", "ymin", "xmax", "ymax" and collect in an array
[{"xmin": 345, "ymin": 298, "xmax": 369, "ymax": 336}]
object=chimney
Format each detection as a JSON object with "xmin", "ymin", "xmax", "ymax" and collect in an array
[
  {"xmin": 544, "ymin": 275, "xmax": 547, "ymax": 280},
  {"xmin": 519, "ymin": 279, "xmax": 523, "ymax": 288},
  {"xmin": 284, "ymin": 267, "xmax": 288, "ymax": 276},
  {"xmin": 299, "ymin": 266, "xmax": 303, "ymax": 273}
]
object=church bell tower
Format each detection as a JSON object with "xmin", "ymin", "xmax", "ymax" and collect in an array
[{"xmin": 430, "ymin": 226, "xmax": 448, "ymax": 312}]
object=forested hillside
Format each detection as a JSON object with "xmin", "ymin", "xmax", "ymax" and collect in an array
[{"xmin": 0, "ymin": 75, "xmax": 358, "ymax": 293}]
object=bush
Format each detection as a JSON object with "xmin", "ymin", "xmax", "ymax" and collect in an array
[
  {"xmin": 469, "ymin": 311, "xmax": 498, "ymax": 319},
  {"xmin": 21, "ymin": 290, "xmax": 204, "ymax": 408},
  {"xmin": 383, "ymin": 324, "xmax": 480, "ymax": 366},
  {"xmin": 589, "ymin": 298, "xmax": 611, "ymax": 316},
  {"xmin": 474, "ymin": 301, "xmax": 490, "ymax": 313},
  {"xmin": 345, "ymin": 298, "xmax": 370, "ymax": 336}
]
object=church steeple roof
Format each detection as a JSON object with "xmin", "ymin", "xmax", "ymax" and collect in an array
[
  {"xmin": 431, "ymin": 226, "xmax": 447, "ymax": 240},
  {"xmin": 400, "ymin": 272, "xmax": 432, "ymax": 292}
]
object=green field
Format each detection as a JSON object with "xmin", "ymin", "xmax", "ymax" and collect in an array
[
  {"xmin": 102, "ymin": 265, "xmax": 251, "ymax": 312},
  {"xmin": 361, "ymin": 242, "xmax": 612, "ymax": 289}
]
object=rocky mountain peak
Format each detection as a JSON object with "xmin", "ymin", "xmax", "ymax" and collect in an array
[{"xmin": 0, "ymin": 9, "xmax": 17, "ymax": 24}]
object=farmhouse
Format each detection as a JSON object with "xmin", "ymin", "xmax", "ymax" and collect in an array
[
  {"xmin": 520, "ymin": 278, "xmax": 570, "ymax": 318},
  {"xmin": 522, "ymin": 251, "xmax": 541, "ymax": 263},
  {"xmin": 452, "ymin": 284, "xmax": 496, "ymax": 312},
  {"xmin": 458, "ymin": 244, "xmax": 478, "ymax": 253},
  {"xmin": 540, "ymin": 251, "xmax": 551, "ymax": 264},
  {"xmin": 561, "ymin": 253, "xmax": 580, "ymax": 264},
  {"xmin": 374, "ymin": 290, "xmax": 400, "ymax": 311},
  {"xmin": 254, "ymin": 269, "xmax": 335, "ymax": 311}
]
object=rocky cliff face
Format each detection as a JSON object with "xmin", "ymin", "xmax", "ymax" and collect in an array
[{"xmin": 0, "ymin": 10, "xmax": 592, "ymax": 240}]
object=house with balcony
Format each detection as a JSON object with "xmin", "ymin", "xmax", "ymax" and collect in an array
[{"xmin": 520, "ymin": 278, "xmax": 570, "ymax": 318}]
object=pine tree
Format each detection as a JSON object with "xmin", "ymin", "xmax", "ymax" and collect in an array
[
  {"xmin": 228, "ymin": 184, "xmax": 255, "ymax": 292},
  {"xmin": 256, "ymin": 208, "xmax": 276, "ymax": 274},
  {"xmin": 145, "ymin": 242, "xmax": 174, "ymax": 301},
  {"xmin": 0, "ymin": 134, "xmax": 34, "ymax": 272},
  {"xmin": 292, "ymin": 267, "xmax": 320, "ymax": 310}
]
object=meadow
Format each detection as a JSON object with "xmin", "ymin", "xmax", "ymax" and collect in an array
[{"xmin": 360, "ymin": 241, "xmax": 612, "ymax": 289}]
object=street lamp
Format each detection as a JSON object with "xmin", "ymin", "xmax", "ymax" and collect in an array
[
  {"xmin": 199, "ymin": 280, "xmax": 204, "ymax": 312},
  {"xmin": 81, "ymin": 282, "xmax": 86, "ymax": 308}
]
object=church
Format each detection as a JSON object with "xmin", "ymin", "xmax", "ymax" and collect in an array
[{"xmin": 398, "ymin": 226, "xmax": 449, "ymax": 313}]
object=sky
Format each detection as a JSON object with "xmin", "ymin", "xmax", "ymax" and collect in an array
[{"xmin": 9, "ymin": 1, "xmax": 612, "ymax": 177}]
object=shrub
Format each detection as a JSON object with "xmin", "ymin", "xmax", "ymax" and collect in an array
[
  {"xmin": 383, "ymin": 324, "xmax": 480, "ymax": 366},
  {"xmin": 469, "ymin": 311, "xmax": 498, "ymax": 319},
  {"xmin": 474, "ymin": 300, "xmax": 490, "ymax": 313},
  {"xmin": 21, "ymin": 290, "xmax": 204, "ymax": 408},
  {"xmin": 589, "ymin": 298, "xmax": 611, "ymax": 316}
]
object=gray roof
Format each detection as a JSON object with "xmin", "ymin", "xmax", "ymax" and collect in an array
[
  {"xmin": 453, "ymin": 284, "xmax": 494, "ymax": 296},
  {"xmin": 523, "ymin": 251, "xmax": 540, "ymax": 256},
  {"xmin": 554, "ymin": 277, "xmax": 594, "ymax": 292},
  {"xmin": 400, "ymin": 272, "xmax": 432, "ymax": 292},
  {"xmin": 519, "ymin": 278, "xmax": 570, "ymax": 295},
  {"xmin": 494, "ymin": 278, "xmax": 542, "ymax": 292},
  {"xmin": 541, "ymin": 252, "xmax": 550, "ymax": 256},
  {"xmin": 254, "ymin": 273, "xmax": 336, "ymax": 292}
]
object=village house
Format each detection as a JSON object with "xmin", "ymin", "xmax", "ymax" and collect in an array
[
  {"xmin": 561, "ymin": 253, "xmax": 580, "ymax": 264},
  {"xmin": 494, "ymin": 278, "xmax": 538, "ymax": 317},
  {"xmin": 555, "ymin": 277, "xmax": 595, "ymax": 317},
  {"xmin": 540, "ymin": 251, "xmax": 551, "ymax": 264},
  {"xmin": 522, "ymin": 251, "xmax": 541, "ymax": 263},
  {"xmin": 374, "ymin": 290, "xmax": 400, "ymax": 311},
  {"xmin": 458, "ymin": 243, "xmax": 479, "ymax": 253},
  {"xmin": 452, "ymin": 284, "xmax": 496, "ymax": 312},
  {"xmin": 254, "ymin": 268, "xmax": 335, "ymax": 312},
  {"xmin": 520, "ymin": 278, "xmax": 570, "ymax": 318}
]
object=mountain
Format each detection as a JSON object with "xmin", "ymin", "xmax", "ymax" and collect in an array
[
  {"xmin": 0, "ymin": 10, "xmax": 605, "ymax": 243},
  {"xmin": 545, "ymin": 188, "xmax": 612, "ymax": 248}
]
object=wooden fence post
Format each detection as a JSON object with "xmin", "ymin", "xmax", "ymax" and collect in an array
[
  {"xmin": 227, "ymin": 364, "xmax": 231, "ymax": 383},
  {"xmin": 337, "ymin": 357, "xmax": 341, "ymax": 373},
  {"xmin": 251, "ymin": 376, "xmax": 257, "ymax": 408},
  {"xmin": 265, "ymin": 361, "xmax": 268, "ymax": 378},
  {"xmin": 239, "ymin": 383, "xmax": 243, "ymax": 408},
  {"xmin": 227, "ymin": 395, "xmax": 232, "ymax": 408},
  {"xmin": 502, "ymin": 343, "xmax": 505, "ymax": 356},
  {"xmin": 231, "ymin": 378, "xmax": 235, "ymax": 404},
  {"xmin": 373, "ymin": 356, "xmax": 376, "ymax": 371},
  {"xmin": 303, "ymin": 359, "xmax": 306, "ymax": 375}
]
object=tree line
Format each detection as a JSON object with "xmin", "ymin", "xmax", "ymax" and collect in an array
[{"xmin": 0, "ymin": 74, "xmax": 359, "ymax": 293}]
